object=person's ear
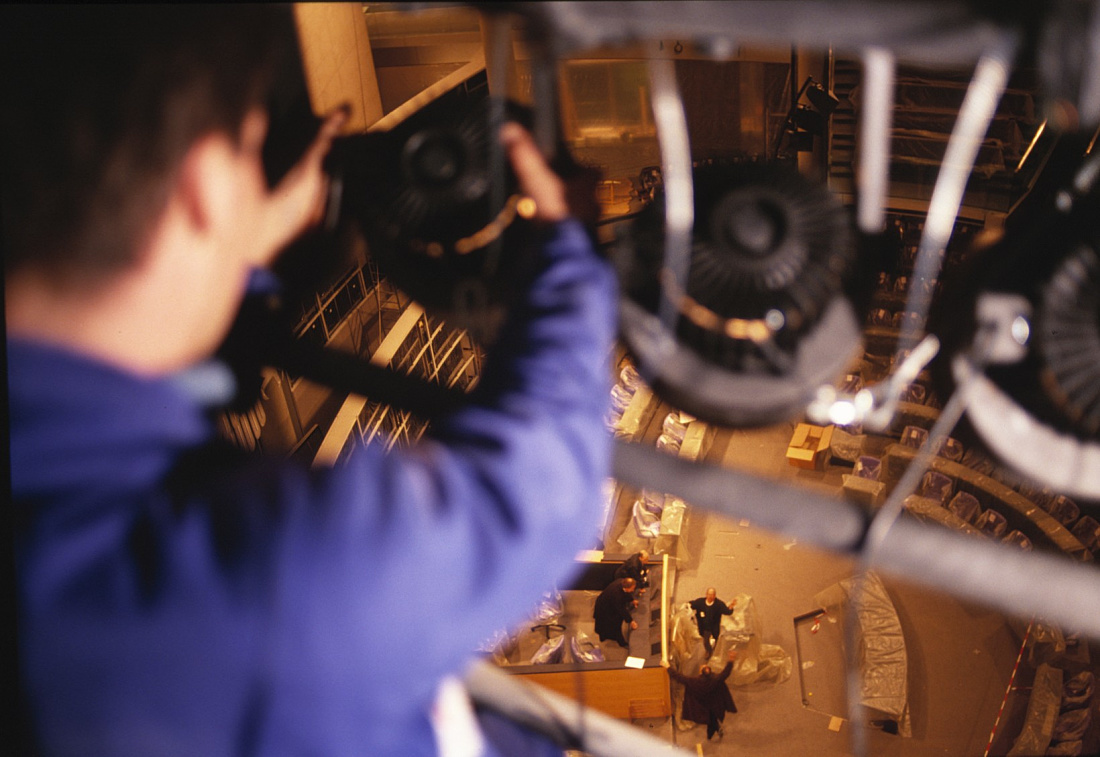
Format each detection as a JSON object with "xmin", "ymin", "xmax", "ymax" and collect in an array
[{"xmin": 174, "ymin": 130, "xmax": 245, "ymax": 237}]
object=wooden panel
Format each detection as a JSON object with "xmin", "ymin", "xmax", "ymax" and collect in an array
[
  {"xmin": 513, "ymin": 666, "xmax": 671, "ymax": 720},
  {"xmin": 294, "ymin": 3, "xmax": 384, "ymax": 131}
]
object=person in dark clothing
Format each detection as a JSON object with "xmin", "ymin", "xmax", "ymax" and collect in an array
[
  {"xmin": 663, "ymin": 650, "xmax": 739, "ymax": 739},
  {"xmin": 614, "ymin": 550, "xmax": 650, "ymax": 590},
  {"xmin": 690, "ymin": 587, "xmax": 736, "ymax": 656},
  {"xmin": 593, "ymin": 577, "xmax": 638, "ymax": 647}
]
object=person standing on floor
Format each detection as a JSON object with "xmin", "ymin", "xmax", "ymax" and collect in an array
[
  {"xmin": 663, "ymin": 650, "xmax": 739, "ymax": 740},
  {"xmin": 690, "ymin": 587, "xmax": 736, "ymax": 656},
  {"xmin": 614, "ymin": 549, "xmax": 650, "ymax": 591},
  {"xmin": 593, "ymin": 577, "xmax": 638, "ymax": 648}
]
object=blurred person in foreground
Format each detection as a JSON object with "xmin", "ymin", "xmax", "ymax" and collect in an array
[{"xmin": 3, "ymin": 6, "xmax": 616, "ymax": 756}]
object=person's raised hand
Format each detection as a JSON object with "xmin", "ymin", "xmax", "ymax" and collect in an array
[
  {"xmin": 728, "ymin": 649, "xmax": 738, "ymax": 662},
  {"xmin": 258, "ymin": 105, "xmax": 349, "ymax": 260},
  {"xmin": 499, "ymin": 122, "xmax": 568, "ymax": 224},
  {"xmin": 630, "ymin": 621, "xmax": 639, "ymax": 630}
]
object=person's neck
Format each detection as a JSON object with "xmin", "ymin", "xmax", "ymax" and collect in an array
[
  {"xmin": 6, "ymin": 203, "xmax": 244, "ymax": 378},
  {"xmin": 6, "ymin": 262, "xmax": 203, "ymax": 377}
]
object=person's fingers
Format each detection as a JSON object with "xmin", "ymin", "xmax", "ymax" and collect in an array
[
  {"xmin": 259, "ymin": 106, "xmax": 350, "ymax": 259},
  {"xmin": 301, "ymin": 105, "xmax": 350, "ymax": 170},
  {"xmin": 500, "ymin": 122, "xmax": 567, "ymax": 223}
]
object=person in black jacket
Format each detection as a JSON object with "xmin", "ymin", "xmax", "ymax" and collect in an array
[
  {"xmin": 614, "ymin": 550, "xmax": 650, "ymax": 591},
  {"xmin": 689, "ymin": 587, "xmax": 736, "ymax": 656},
  {"xmin": 663, "ymin": 650, "xmax": 738, "ymax": 739},
  {"xmin": 593, "ymin": 577, "xmax": 638, "ymax": 647}
]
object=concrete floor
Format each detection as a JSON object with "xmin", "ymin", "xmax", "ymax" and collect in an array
[{"xmin": 663, "ymin": 422, "xmax": 1032, "ymax": 757}]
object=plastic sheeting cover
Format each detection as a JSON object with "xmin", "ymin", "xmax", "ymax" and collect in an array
[
  {"xmin": 655, "ymin": 433, "xmax": 682, "ymax": 454},
  {"xmin": 1028, "ymin": 621, "xmax": 1067, "ymax": 667},
  {"xmin": 947, "ymin": 491, "xmax": 982, "ymax": 524},
  {"xmin": 1063, "ymin": 671, "xmax": 1095, "ymax": 710},
  {"xmin": 476, "ymin": 628, "xmax": 514, "ymax": 666},
  {"xmin": 659, "ymin": 498, "xmax": 687, "ymax": 537},
  {"xmin": 917, "ymin": 470, "xmax": 954, "ymax": 503},
  {"xmin": 1007, "ymin": 662, "xmax": 1063, "ymax": 756},
  {"xmin": 974, "ymin": 508, "xmax": 1008, "ymax": 538},
  {"xmin": 531, "ymin": 635, "xmax": 566, "ymax": 665},
  {"xmin": 1047, "ymin": 740, "xmax": 1084, "ymax": 756},
  {"xmin": 532, "ymin": 589, "xmax": 564, "ymax": 625},
  {"xmin": 632, "ymin": 498, "xmax": 662, "ymax": 539},
  {"xmin": 1053, "ymin": 707, "xmax": 1092, "ymax": 743},
  {"xmin": 829, "ymin": 426, "xmax": 865, "ymax": 464},
  {"xmin": 904, "ymin": 495, "xmax": 986, "ymax": 539},
  {"xmin": 812, "ymin": 571, "xmax": 909, "ymax": 734},
  {"xmin": 854, "ymin": 456, "xmax": 882, "ymax": 481},
  {"xmin": 661, "ymin": 413, "xmax": 689, "ymax": 444},
  {"xmin": 570, "ymin": 631, "xmax": 605, "ymax": 664}
]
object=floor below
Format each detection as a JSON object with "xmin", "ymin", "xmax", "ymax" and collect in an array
[{"xmin": 654, "ymin": 419, "xmax": 1094, "ymax": 756}]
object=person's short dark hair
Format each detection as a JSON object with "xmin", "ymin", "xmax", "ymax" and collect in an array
[
  {"xmin": 1, "ymin": 5, "xmax": 296, "ymax": 284},
  {"xmin": 622, "ymin": 577, "xmax": 637, "ymax": 590}
]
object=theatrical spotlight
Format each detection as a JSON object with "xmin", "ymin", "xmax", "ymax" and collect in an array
[
  {"xmin": 324, "ymin": 94, "xmax": 540, "ymax": 337},
  {"xmin": 774, "ymin": 77, "xmax": 840, "ymax": 158},
  {"xmin": 615, "ymin": 162, "xmax": 864, "ymax": 427},
  {"xmin": 933, "ymin": 135, "xmax": 1100, "ymax": 500}
]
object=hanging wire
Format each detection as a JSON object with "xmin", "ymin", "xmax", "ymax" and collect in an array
[
  {"xmin": 482, "ymin": 11, "xmax": 511, "ymax": 283},
  {"xmin": 840, "ymin": 35, "xmax": 1018, "ymax": 752},
  {"xmin": 644, "ymin": 56, "xmax": 695, "ymax": 383},
  {"xmin": 856, "ymin": 47, "xmax": 896, "ymax": 235},
  {"xmin": 897, "ymin": 33, "xmax": 1019, "ymax": 355},
  {"xmin": 841, "ymin": 366, "xmax": 976, "ymax": 753},
  {"xmin": 531, "ymin": 47, "xmax": 560, "ymax": 160},
  {"xmin": 842, "ymin": 301, "xmax": 1000, "ymax": 753}
]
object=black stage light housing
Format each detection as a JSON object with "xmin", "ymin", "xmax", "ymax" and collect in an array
[
  {"xmin": 615, "ymin": 162, "xmax": 865, "ymax": 427},
  {"xmin": 931, "ymin": 133, "xmax": 1100, "ymax": 500},
  {"xmin": 324, "ymin": 94, "xmax": 541, "ymax": 338}
]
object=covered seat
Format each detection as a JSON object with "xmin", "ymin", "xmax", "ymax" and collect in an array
[
  {"xmin": 902, "ymin": 383, "xmax": 927, "ymax": 404},
  {"xmin": 610, "ymin": 383, "xmax": 634, "ymax": 413},
  {"xmin": 854, "ymin": 456, "xmax": 882, "ymax": 481},
  {"xmin": 1052, "ymin": 708, "xmax": 1091, "ymax": 743},
  {"xmin": 840, "ymin": 373, "xmax": 863, "ymax": 394},
  {"xmin": 620, "ymin": 364, "xmax": 644, "ymax": 392},
  {"xmin": 1047, "ymin": 495, "xmax": 1080, "ymax": 528},
  {"xmin": 892, "ymin": 310, "xmax": 921, "ymax": 330},
  {"xmin": 661, "ymin": 412, "xmax": 689, "ymax": 444},
  {"xmin": 947, "ymin": 491, "xmax": 982, "ymax": 524},
  {"xmin": 1002, "ymin": 530, "xmax": 1033, "ymax": 551},
  {"xmin": 917, "ymin": 470, "xmax": 954, "ymax": 504},
  {"xmin": 974, "ymin": 509, "xmax": 1007, "ymax": 538},
  {"xmin": 938, "ymin": 437, "xmax": 965, "ymax": 461},
  {"xmin": 1070, "ymin": 515, "xmax": 1100, "ymax": 553},
  {"xmin": 900, "ymin": 425, "xmax": 928, "ymax": 450},
  {"xmin": 960, "ymin": 448, "xmax": 997, "ymax": 475},
  {"xmin": 1063, "ymin": 671, "xmax": 1095, "ymax": 710},
  {"xmin": 655, "ymin": 433, "xmax": 681, "ymax": 454},
  {"xmin": 868, "ymin": 307, "xmax": 893, "ymax": 327}
]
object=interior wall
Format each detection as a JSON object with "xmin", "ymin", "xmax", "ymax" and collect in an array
[{"xmin": 293, "ymin": 3, "xmax": 384, "ymax": 131}]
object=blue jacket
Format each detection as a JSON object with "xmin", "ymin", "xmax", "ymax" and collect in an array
[{"xmin": 10, "ymin": 220, "xmax": 616, "ymax": 756}]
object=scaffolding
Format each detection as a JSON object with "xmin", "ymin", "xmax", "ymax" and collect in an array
[{"xmin": 218, "ymin": 262, "xmax": 483, "ymax": 462}]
